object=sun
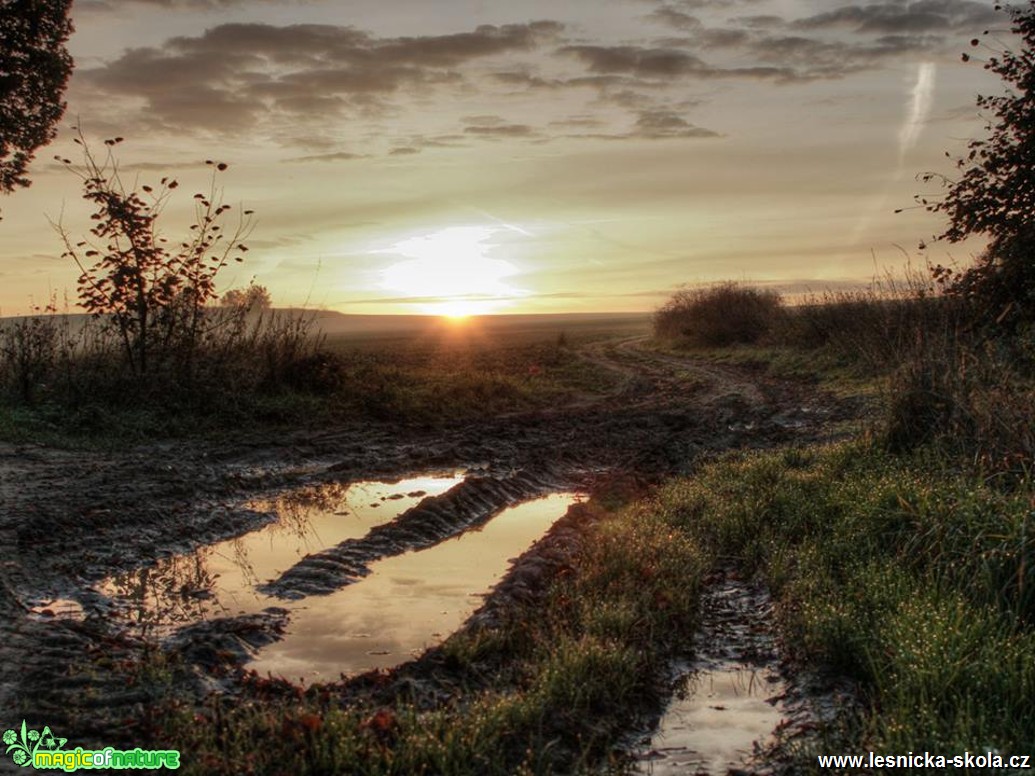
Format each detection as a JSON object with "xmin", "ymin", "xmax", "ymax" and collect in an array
[
  {"xmin": 379, "ymin": 226, "xmax": 526, "ymax": 316},
  {"xmin": 438, "ymin": 301, "xmax": 480, "ymax": 320}
]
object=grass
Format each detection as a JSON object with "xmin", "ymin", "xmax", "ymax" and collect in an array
[
  {"xmin": 151, "ymin": 497, "xmax": 709, "ymax": 775},
  {"xmin": 17, "ymin": 281, "xmax": 1035, "ymax": 771},
  {"xmin": 651, "ymin": 442, "xmax": 1035, "ymax": 764},
  {"xmin": 142, "ymin": 438, "xmax": 1035, "ymax": 773},
  {"xmin": 0, "ymin": 312, "xmax": 626, "ymax": 445},
  {"xmin": 321, "ymin": 334, "xmax": 618, "ymax": 426}
]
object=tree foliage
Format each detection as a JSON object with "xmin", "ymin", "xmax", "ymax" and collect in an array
[
  {"xmin": 55, "ymin": 131, "xmax": 254, "ymax": 376},
  {"xmin": 924, "ymin": 1, "xmax": 1035, "ymax": 324},
  {"xmin": 0, "ymin": 0, "xmax": 73, "ymax": 195},
  {"xmin": 221, "ymin": 284, "xmax": 272, "ymax": 311}
]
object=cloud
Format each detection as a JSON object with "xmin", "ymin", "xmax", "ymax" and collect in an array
[
  {"xmin": 794, "ymin": 1, "xmax": 999, "ymax": 35},
  {"xmin": 560, "ymin": 45, "xmax": 707, "ymax": 78},
  {"xmin": 460, "ymin": 114, "xmax": 538, "ymax": 138},
  {"xmin": 79, "ymin": 21, "xmax": 565, "ymax": 137},
  {"xmin": 648, "ymin": 7, "xmax": 703, "ymax": 31},
  {"xmin": 566, "ymin": 108, "xmax": 719, "ymax": 141},
  {"xmin": 283, "ymin": 151, "xmax": 365, "ymax": 163},
  {"xmin": 463, "ymin": 123, "xmax": 537, "ymax": 137},
  {"xmin": 641, "ymin": 1, "xmax": 989, "ymax": 80},
  {"xmin": 76, "ymin": 0, "xmax": 313, "ymax": 10},
  {"xmin": 733, "ymin": 15, "xmax": 787, "ymax": 30},
  {"xmin": 560, "ymin": 44, "xmax": 800, "ymax": 82},
  {"xmin": 633, "ymin": 109, "xmax": 719, "ymax": 138}
]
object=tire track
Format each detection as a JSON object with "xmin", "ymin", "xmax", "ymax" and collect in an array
[{"xmin": 260, "ymin": 468, "xmax": 567, "ymax": 599}]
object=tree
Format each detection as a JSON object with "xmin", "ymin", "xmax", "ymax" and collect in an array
[
  {"xmin": 923, "ymin": 2, "xmax": 1035, "ymax": 325},
  {"xmin": 220, "ymin": 283, "xmax": 272, "ymax": 312},
  {"xmin": 56, "ymin": 132, "xmax": 254, "ymax": 376},
  {"xmin": 0, "ymin": 0, "xmax": 73, "ymax": 198}
]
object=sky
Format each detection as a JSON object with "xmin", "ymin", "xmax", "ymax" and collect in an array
[{"xmin": 0, "ymin": 0, "xmax": 1010, "ymax": 316}]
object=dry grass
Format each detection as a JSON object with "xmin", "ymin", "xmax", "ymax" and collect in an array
[{"xmin": 653, "ymin": 282, "xmax": 782, "ymax": 347}]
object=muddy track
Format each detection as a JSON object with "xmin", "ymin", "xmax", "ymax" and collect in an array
[{"xmin": 0, "ymin": 337, "xmax": 859, "ymax": 755}]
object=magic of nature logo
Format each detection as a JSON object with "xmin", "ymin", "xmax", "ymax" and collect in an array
[{"xmin": 3, "ymin": 720, "xmax": 180, "ymax": 770}]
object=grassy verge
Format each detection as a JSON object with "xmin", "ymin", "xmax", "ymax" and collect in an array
[
  {"xmin": 0, "ymin": 325, "xmax": 622, "ymax": 446},
  {"xmin": 324, "ymin": 336, "xmax": 619, "ymax": 427},
  {"xmin": 652, "ymin": 441, "xmax": 1035, "ymax": 764},
  {"xmin": 153, "ymin": 499, "xmax": 708, "ymax": 775}
]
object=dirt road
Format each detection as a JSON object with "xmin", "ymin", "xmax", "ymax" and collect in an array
[{"xmin": 0, "ymin": 337, "xmax": 856, "ymax": 756}]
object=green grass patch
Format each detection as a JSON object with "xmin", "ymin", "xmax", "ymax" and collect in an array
[
  {"xmin": 651, "ymin": 441, "xmax": 1035, "ymax": 762},
  {"xmin": 655, "ymin": 341, "xmax": 882, "ymax": 400}
]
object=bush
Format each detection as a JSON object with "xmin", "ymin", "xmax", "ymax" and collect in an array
[
  {"xmin": 653, "ymin": 282, "xmax": 782, "ymax": 346},
  {"xmin": 884, "ymin": 333, "xmax": 1035, "ymax": 473},
  {"xmin": 774, "ymin": 268, "xmax": 959, "ymax": 372},
  {"xmin": 56, "ymin": 132, "xmax": 253, "ymax": 379}
]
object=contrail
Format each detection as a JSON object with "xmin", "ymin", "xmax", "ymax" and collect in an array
[
  {"xmin": 843, "ymin": 61, "xmax": 938, "ymax": 255},
  {"xmin": 465, "ymin": 206, "xmax": 533, "ymax": 236},
  {"xmin": 898, "ymin": 62, "xmax": 936, "ymax": 166}
]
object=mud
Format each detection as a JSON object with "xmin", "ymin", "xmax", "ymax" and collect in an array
[
  {"xmin": 0, "ymin": 336, "xmax": 859, "ymax": 760},
  {"xmin": 632, "ymin": 570, "xmax": 788, "ymax": 775}
]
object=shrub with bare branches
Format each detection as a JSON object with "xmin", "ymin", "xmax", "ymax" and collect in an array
[{"xmin": 54, "ymin": 130, "xmax": 254, "ymax": 378}]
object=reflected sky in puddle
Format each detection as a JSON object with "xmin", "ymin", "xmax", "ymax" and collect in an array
[
  {"xmin": 637, "ymin": 664, "xmax": 785, "ymax": 775},
  {"xmin": 27, "ymin": 598, "xmax": 85, "ymax": 622},
  {"xmin": 247, "ymin": 492, "xmax": 577, "ymax": 682},
  {"xmin": 101, "ymin": 473, "xmax": 464, "ymax": 631}
]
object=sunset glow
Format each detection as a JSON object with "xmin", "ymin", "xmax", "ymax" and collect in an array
[
  {"xmin": 0, "ymin": 0, "xmax": 1002, "ymax": 315},
  {"xmin": 379, "ymin": 226, "xmax": 527, "ymax": 316}
]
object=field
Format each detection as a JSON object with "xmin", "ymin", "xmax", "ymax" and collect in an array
[{"xmin": 1, "ymin": 297, "xmax": 1032, "ymax": 774}]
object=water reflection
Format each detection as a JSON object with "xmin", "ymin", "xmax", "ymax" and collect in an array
[
  {"xmin": 247, "ymin": 492, "xmax": 577, "ymax": 681},
  {"xmin": 636, "ymin": 664, "xmax": 785, "ymax": 775},
  {"xmin": 101, "ymin": 473, "xmax": 464, "ymax": 634}
]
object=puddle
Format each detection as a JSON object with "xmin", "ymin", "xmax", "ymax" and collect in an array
[
  {"xmin": 99, "ymin": 473, "xmax": 464, "ymax": 632},
  {"xmin": 635, "ymin": 573, "xmax": 788, "ymax": 775},
  {"xmin": 246, "ymin": 492, "xmax": 578, "ymax": 682},
  {"xmin": 637, "ymin": 664, "xmax": 784, "ymax": 775},
  {"xmin": 27, "ymin": 598, "xmax": 85, "ymax": 622}
]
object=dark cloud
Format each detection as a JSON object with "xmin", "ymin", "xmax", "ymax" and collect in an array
[
  {"xmin": 734, "ymin": 15, "xmax": 787, "ymax": 30},
  {"xmin": 549, "ymin": 115, "xmax": 607, "ymax": 128},
  {"xmin": 794, "ymin": 1, "xmax": 998, "ymax": 35},
  {"xmin": 283, "ymin": 151, "xmax": 364, "ymax": 163},
  {"xmin": 632, "ymin": 109, "xmax": 720, "ymax": 138},
  {"xmin": 636, "ymin": 1, "xmax": 971, "ymax": 82},
  {"xmin": 80, "ymin": 21, "xmax": 564, "ymax": 135},
  {"xmin": 491, "ymin": 70, "xmax": 564, "ymax": 89},
  {"xmin": 566, "ymin": 108, "xmax": 719, "ymax": 141},
  {"xmin": 560, "ymin": 44, "xmax": 799, "ymax": 82},
  {"xmin": 648, "ymin": 7, "xmax": 703, "ymax": 31},
  {"xmin": 694, "ymin": 28, "xmax": 752, "ymax": 48},
  {"xmin": 666, "ymin": 0, "xmax": 768, "ymax": 8},
  {"xmin": 560, "ymin": 45, "xmax": 708, "ymax": 78},
  {"xmin": 463, "ymin": 123, "xmax": 536, "ymax": 137},
  {"xmin": 461, "ymin": 115, "xmax": 538, "ymax": 138},
  {"xmin": 77, "ymin": 0, "xmax": 301, "ymax": 10}
]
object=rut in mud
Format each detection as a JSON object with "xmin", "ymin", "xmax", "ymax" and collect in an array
[
  {"xmin": 0, "ymin": 337, "xmax": 858, "ymax": 763},
  {"xmin": 260, "ymin": 468, "xmax": 569, "ymax": 600}
]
